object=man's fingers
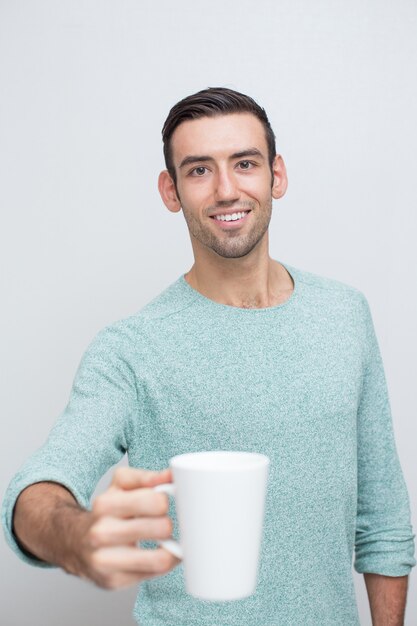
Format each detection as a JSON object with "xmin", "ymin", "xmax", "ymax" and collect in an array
[
  {"xmin": 110, "ymin": 467, "xmax": 172, "ymax": 490},
  {"xmin": 91, "ymin": 546, "xmax": 181, "ymax": 575},
  {"xmin": 93, "ymin": 488, "xmax": 169, "ymax": 518},
  {"xmin": 89, "ymin": 516, "xmax": 173, "ymax": 547},
  {"xmin": 96, "ymin": 568, "xmax": 170, "ymax": 590}
]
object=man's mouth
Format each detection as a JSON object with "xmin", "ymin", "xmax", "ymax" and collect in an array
[{"xmin": 210, "ymin": 210, "xmax": 251, "ymax": 223}]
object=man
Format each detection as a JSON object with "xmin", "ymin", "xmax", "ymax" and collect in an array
[{"xmin": 3, "ymin": 87, "xmax": 415, "ymax": 625}]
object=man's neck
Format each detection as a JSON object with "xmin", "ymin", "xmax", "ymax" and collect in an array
[{"xmin": 184, "ymin": 257, "xmax": 294, "ymax": 309}]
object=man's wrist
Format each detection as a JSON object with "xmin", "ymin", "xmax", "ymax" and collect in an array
[
  {"xmin": 13, "ymin": 482, "xmax": 92, "ymax": 575},
  {"xmin": 50, "ymin": 499, "xmax": 94, "ymax": 576}
]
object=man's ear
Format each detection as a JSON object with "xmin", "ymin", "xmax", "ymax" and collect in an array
[
  {"xmin": 271, "ymin": 155, "xmax": 288, "ymax": 200},
  {"xmin": 158, "ymin": 170, "xmax": 182, "ymax": 213}
]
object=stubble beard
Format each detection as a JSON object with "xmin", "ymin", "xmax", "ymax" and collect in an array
[{"xmin": 179, "ymin": 197, "xmax": 273, "ymax": 259}]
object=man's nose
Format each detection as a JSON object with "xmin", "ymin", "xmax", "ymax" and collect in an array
[{"xmin": 214, "ymin": 169, "xmax": 240, "ymax": 203}]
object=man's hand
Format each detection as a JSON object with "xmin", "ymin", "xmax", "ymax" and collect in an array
[
  {"xmin": 13, "ymin": 467, "xmax": 181, "ymax": 590},
  {"xmin": 80, "ymin": 467, "xmax": 181, "ymax": 589}
]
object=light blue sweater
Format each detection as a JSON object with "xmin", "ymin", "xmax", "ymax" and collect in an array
[{"xmin": 2, "ymin": 261, "xmax": 415, "ymax": 625}]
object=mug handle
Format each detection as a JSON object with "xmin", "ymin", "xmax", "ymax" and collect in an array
[{"xmin": 153, "ymin": 483, "xmax": 183, "ymax": 560}]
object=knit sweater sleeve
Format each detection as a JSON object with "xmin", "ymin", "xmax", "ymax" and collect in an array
[
  {"xmin": 354, "ymin": 295, "xmax": 415, "ymax": 576},
  {"xmin": 1, "ymin": 324, "xmax": 138, "ymax": 567}
]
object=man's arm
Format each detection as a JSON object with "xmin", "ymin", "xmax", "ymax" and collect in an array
[
  {"xmin": 354, "ymin": 295, "xmax": 415, "ymax": 600},
  {"xmin": 364, "ymin": 573, "xmax": 408, "ymax": 626},
  {"xmin": 13, "ymin": 469, "xmax": 181, "ymax": 589}
]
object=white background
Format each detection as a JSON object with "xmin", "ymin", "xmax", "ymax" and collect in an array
[{"xmin": 0, "ymin": 1, "xmax": 416, "ymax": 624}]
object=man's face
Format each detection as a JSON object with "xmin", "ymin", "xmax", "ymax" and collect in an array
[{"xmin": 168, "ymin": 113, "xmax": 284, "ymax": 259}]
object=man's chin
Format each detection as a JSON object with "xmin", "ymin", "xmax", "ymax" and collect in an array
[
  {"xmin": 213, "ymin": 249, "xmax": 253, "ymax": 259},
  {"xmin": 209, "ymin": 239, "xmax": 261, "ymax": 259}
]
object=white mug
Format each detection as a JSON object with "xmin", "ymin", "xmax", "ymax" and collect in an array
[{"xmin": 153, "ymin": 450, "xmax": 270, "ymax": 601}]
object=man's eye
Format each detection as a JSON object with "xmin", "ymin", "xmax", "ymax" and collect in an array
[
  {"xmin": 238, "ymin": 161, "xmax": 253, "ymax": 170},
  {"xmin": 191, "ymin": 166, "xmax": 207, "ymax": 176}
]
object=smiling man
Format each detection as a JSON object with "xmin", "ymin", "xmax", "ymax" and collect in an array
[
  {"xmin": 158, "ymin": 101, "xmax": 293, "ymax": 310},
  {"xmin": 161, "ymin": 115, "xmax": 280, "ymax": 261},
  {"xmin": 3, "ymin": 87, "xmax": 415, "ymax": 626}
]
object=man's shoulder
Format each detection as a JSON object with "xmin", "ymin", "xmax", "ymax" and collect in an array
[
  {"xmin": 86, "ymin": 275, "xmax": 190, "ymax": 350},
  {"xmin": 284, "ymin": 261, "xmax": 368, "ymax": 319},
  {"xmin": 135, "ymin": 274, "xmax": 194, "ymax": 320},
  {"xmin": 287, "ymin": 262, "xmax": 365, "ymax": 301}
]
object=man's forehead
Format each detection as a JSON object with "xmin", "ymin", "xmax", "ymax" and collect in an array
[{"xmin": 171, "ymin": 113, "xmax": 268, "ymax": 164}]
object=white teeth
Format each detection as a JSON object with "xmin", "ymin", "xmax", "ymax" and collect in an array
[{"xmin": 214, "ymin": 211, "xmax": 249, "ymax": 222}]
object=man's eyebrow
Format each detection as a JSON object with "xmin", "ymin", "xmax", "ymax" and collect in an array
[
  {"xmin": 179, "ymin": 155, "xmax": 214, "ymax": 169},
  {"xmin": 230, "ymin": 148, "xmax": 265, "ymax": 160},
  {"xmin": 178, "ymin": 148, "xmax": 265, "ymax": 170}
]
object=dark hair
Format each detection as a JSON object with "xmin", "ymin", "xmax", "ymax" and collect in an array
[{"xmin": 162, "ymin": 87, "xmax": 277, "ymax": 187}]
